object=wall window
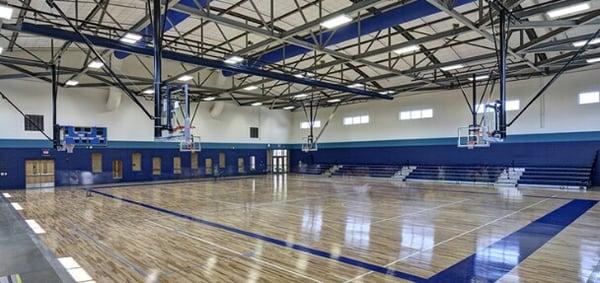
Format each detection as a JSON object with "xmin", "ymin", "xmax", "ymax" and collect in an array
[
  {"xmin": 24, "ymin": 114, "xmax": 44, "ymax": 131},
  {"xmin": 91, "ymin": 153, "xmax": 102, "ymax": 173},
  {"xmin": 191, "ymin": 152, "xmax": 198, "ymax": 170},
  {"xmin": 300, "ymin": 120, "xmax": 321, "ymax": 129},
  {"xmin": 132, "ymin": 152, "xmax": 142, "ymax": 172},
  {"xmin": 476, "ymin": 100, "xmax": 520, "ymax": 113},
  {"xmin": 205, "ymin": 158, "xmax": 213, "ymax": 175},
  {"xmin": 343, "ymin": 115, "xmax": 369, "ymax": 125},
  {"xmin": 249, "ymin": 127, "xmax": 259, "ymax": 138},
  {"xmin": 579, "ymin": 91, "xmax": 599, "ymax": 105},
  {"xmin": 400, "ymin": 109, "xmax": 433, "ymax": 120},
  {"xmin": 173, "ymin": 157, "xmax": 181, "ymax": 174}
]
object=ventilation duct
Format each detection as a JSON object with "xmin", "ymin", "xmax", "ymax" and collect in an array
[{"xmin": 106, "ymin": 87, "xmax": 123, "ymax": 111}]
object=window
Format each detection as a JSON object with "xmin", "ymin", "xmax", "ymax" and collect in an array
[
  {"xmin": 250, "ymin": 127, "xmax": 259, "ymax": 138},
  {"xmin": 579, "ymin": 91, "xmax": 599, "ymax": 105},
  {"xmin": 300, "ymin": 120, "xmax": 321, "ymax": 129},
  {"xmin": 238, "ymin": 157, "xmax": 245, "ymax": 174},
  {"xmin": 476, "ymin": 100, "xmax": 520, "ymax": 113},
  {"xmin": 343, "ymin": 115, "xmax": 369, "ymax": 125},
  {"xmin": 152, "ymin": 157, "xmax": 161, "ymax": 175},
  {"xmin": 92, "ymin": 153, "xmax": 102, "ymax": 173},
  {"xmin": 219, "ymin": 152, "xmax": 226, "ymax": 169},
  {"xmin": 250, "ymin": 156, "xmax": 256, "ymax": 171},
  {"xmin": 191, "ymin": 152, "xmax": 198, "ymax": 170},
  {"xmin": 24, "ymin": 114, "xmax": 44, "ymax": 131},
  {"xmin": 400, "ymin": 109, "xmax": 433, "ymax": 120},
  {"xmin": 205, "ymin": 158, "xmax": 213, "ymax": 175},
  {"xmin": 173, "ymin": 157, "xmax": 181, "ymax": 174},
  {"xmin": 132, "ymin": 153, "xmax": 142, "ymax": 172}
]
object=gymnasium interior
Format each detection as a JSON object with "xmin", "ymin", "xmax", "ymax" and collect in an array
[{"xmin": 0, "ymin": 0, "xmax": 600, "ymax": 282}]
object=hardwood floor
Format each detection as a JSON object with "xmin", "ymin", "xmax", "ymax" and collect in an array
[{"xmin": 3, "ymin": 174, "xmax": 600, "ymax": 282}]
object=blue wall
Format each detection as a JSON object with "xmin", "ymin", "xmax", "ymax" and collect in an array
[
  {"xmin": 0, "ymin": 140, "xmax": 288, "ymax": 190},
  {"xmin": 289, "ymin": 131, "xmax": 600, "ymax": 185}
]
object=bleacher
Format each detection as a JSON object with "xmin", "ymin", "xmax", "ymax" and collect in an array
[
  {"xmin": 291, "ymin": 164, "xmax": 332, "ymax": 175},
  {"xmin": 517, "ymin": 166, "xmax": 592, "ymax": 189},
  {"xmin": 332, "ymin": 164, "xmax": 401, "ymax": 178},
  {"xmin": 405, "ymin": 165, "xmax": 504, "ymax": 184}
]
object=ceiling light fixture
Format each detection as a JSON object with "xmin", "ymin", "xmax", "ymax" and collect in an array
[
  {"xmin": 251, "ymin": 102, "xmax": 263, "ymax": 106},
  {"xmin": 468, "ymin": 75, "xmax": 490, "ymax": 81},
  {"xmin": 348, "ymin": 83, "xmax": 363, "ymax": 89},
  {"xmin": 283, "ymin": 106, "xmax": 295, "ymax": 110},
  {"xmin": 440, "ymin": 64, "xmax": 464, "ymax": 71},
  {"xmin": 327, "ymin": 98, "xmax": 341, "ymax": 103},
  {"xmin": 120, "ymin": 33, "xmax": 142, "ymax": 44},
  {"xmin": 572, "ymin": 38, "xmax": 600, "ymax": 47},
  {"xmin": 379, "ymin": 90, "xmax": 395, "ymax": 95},
  {"xmin": 178, "ymin": 75, "xmax": 193, "ymax": 82},
  {"xmin": 65, "ymin": 80, "xmax": 79, "ymax": 86},
  {"xmin": 547, "ymin": 2, "xmax": 590, "ymax": 18},
  {"xmin": 203, "ymin": 97, "xmax": 216, "ymax": 101},
  {"xmin": 0, "ymin": 5, "xmax": 13, "ymax": 20},
  {"xmin": 587, "ymin": 57, "xmax": 600, "ymax": 63},
  {"xmin": 224, "ymin": 56, "xmax": 244, "ymax": 64},
  {"xmin": 294, "ymin": 94, "xmax": 308, "ymax": 99},
  {"xmin": 393, "ymin": 45, "xmax": 420, "ymax": 55},
  {"xmin": 320, "ymin": 15, "xmax": 352, "ymax": 29},
  {"xmin": 143, "ymin": 89, "xmax": 154, "ymax": 94},
  {"xmin": 87, "ymin": 60, "xmax": 104, "ymax": 69},
  {"xmin": 244, "ymin": 86, "xmax": 259, "ymax": 91}
]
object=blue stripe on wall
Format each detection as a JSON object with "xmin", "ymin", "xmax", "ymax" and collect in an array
[
  {"xmin": 88, "ymin": 188, "xmax": 428, "ymax": 282},
  {"xmin": 428, "ymin": 199, "xmax": 598, "ymax": 282},
  {"xmin": 289, "ymin": 130, "xmax": 600, "ymax": 149},
  {"xmin": 0, "ymin": 139, "xmax": 289, "ymax": 150}
]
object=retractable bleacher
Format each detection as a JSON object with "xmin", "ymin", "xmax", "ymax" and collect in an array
[
  {"xmin": 332, "ymin": 164, "xmax": 401, "ymax": 178},
  {"xmin": 291, "ymin": 164, "xmax": 332, "ymax": 175},
  {"xmin": 405, "ymin": 165, "xmax": 504, "ymax": 184},
  {"xmin": 517, "ymin": 166, "xmax": 592, "ymax": 189}
]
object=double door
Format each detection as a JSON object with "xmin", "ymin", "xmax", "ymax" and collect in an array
[{"xmin": 25, "ymin": 160, "xmax": 55, "ymax": 188}]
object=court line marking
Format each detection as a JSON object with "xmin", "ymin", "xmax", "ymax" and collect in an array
[
  {"xmin": 145, "ymin": 220, "xmax": 323, "ymax": 282},
  {"xmin": 345, "ymin": 195, "xmax": 556, "ymax": 282},
  {"xmin": 370, "ymin": 198, "xmax": 471, "ymax": 225},
  {"xmin": 429, "ymin": 199, "xmax": 598, "ymax": 282},
  {"xmin": 88, "ymin": 188, "xmax": 428, "ymax": 282}
]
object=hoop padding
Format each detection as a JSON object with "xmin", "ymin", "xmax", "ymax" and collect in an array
[
  {"xmin": 302, "ymin": 143, "xmax": 318, "ymax": 152},
  {"xmin": 457, "ymin": 126, "xmax": 490, "ymax": 149}
]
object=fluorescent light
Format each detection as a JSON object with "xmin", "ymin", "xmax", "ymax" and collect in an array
[
  {"xmin": 0, "ymin": 5, "xmax": 13, "ymax": 20},
  {"xmin": 87, "ymin": 60, "xmax": 104, "ymax": 69},
  {"xmin": 348, "ymin": 83, "xmax": 363, "ymax": 89},
  {"xmin": 65, "ymin": 80, "xmax": 79, "ymax": 86},
  {"xmin": 327, "ymin": 98, "xmax": 341, "ymax": 103},
  {"xmin": 10, "ymin": 202, "xmax": 22, "ymax": 210},
  {"xmin": 572, "ymin": 38, "xmax": 600, "ymax": 47},
  {"xmin": 468, "ymin": 75, "xmax": 489, "ymax": 81},
  {"xmin": 294, "ymin": 72, "xmax": 315, "ymax": 78},
  {"xmin": 379, "ymin": 90, "xmax": 395, "ymax": 95},
  {"xmin": 283, "ymin": 106, "xmax": 295, "ymax": 110},
  {"xmin": 142, "ymin": 89, "xmax": 154, "ymax": 94},
  {"xmin": 120, "ymin": 33, "xmax": 142, "ymax": 44},
  {"xmin": 203, "ymin": 97, "xmax": 216, "ymax": 101},
  {"xmin": 244, "ymin": 86, "xmax": 258, "ymax": 91},
  {"xmin": 587, "ymin": 57, "xmax": 600, "ymax": 63},
  {"xmin": 440, "ymin": 64, "xmax": 464, "ymax": 71},
  {"xmin": 320, "ymin": 15, "xmax": 352, "ymax": 29},
  {"xmin": 178, "ymin": 75, "xmax": 193, "ymax": 81},
  {"xmin": 393, "ymin": 45, "xmax": 420, "ymax": 55},
  {"xmin": 547, "ymin": 2, "xmax": 590, "ymax": 18},
  {"xmin": 294, "ymin": 74, "xmax": 304, "ymax": 78},
  {"xmin": 224, "ymin": 56, "xmax": 244, "ymax": 64},
  {"xmin": 251, "ymin": 102, "xmax": 263, "ymax": 106},
  {"xmin": 294, "ymin": 94, "xmax": 308, "ymax": 99}
]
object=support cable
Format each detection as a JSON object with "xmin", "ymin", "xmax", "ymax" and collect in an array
[{"xmin": 0, "ymin": 90, "xmax": 54, "ymax": 142}]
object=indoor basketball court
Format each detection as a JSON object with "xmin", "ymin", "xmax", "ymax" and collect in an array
[{"xmin": 0, "ymin": 0, "xmax": 600, "ymax": 282}]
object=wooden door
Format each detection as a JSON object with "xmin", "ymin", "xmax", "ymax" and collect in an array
[
  {"xmin": 112, "ymin": 160, "xmax": 123, "ymax": 180},
  {"xmin": 205, "ymin": 158, "xmax": 213, "ymax": 175},
  {"xmin": 173, "ymin": 157, "xmax": 182, "ymax": 174},
  {"xmin": 25, "ymin": 160, "xmax": 55, "ymax": 188},
  {"xmin": 237, "ymin": 157, "xmax": 245, "ymax": 174},
  {"xmin": 152, "ymin": 157, "xmax": 161, "ymax": 176}
]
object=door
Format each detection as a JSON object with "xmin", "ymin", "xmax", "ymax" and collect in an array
[
  {"xmin": 205, "ymin": 158, "xmax": 213, "ymax": 175},
  {"xmin": 112, "ymin": 160, "xmax": 123, "ymax": 180},
  {"xmin": 25, "ymin": 160, "xmax": 55, "ymax": 189},
  {"xmin": 271, "ymin": 149, "xmax": 288, "ymax": 173},
  {"xmin": 237, "ymin": 157, "xmax": 245, "ymax": 174},
  {"xmin": 152, "ymin": 157, "xmax": 161, "ymax": 176}
]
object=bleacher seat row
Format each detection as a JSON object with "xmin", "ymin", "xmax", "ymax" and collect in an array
[{"xmin": 291, "ymin": 163, "xmax": 594, "ymax": 189}]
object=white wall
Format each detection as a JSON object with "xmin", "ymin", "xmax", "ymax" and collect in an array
[
  {"xmin": 0, "ymin": 79, "xmax": 292, "ymax": 144},
  {"xmin": 292, "ymin": 68, "xmax": 600, "ymax": 143}
]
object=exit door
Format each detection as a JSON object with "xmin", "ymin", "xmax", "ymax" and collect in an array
[
  {"xmin": 25, "ymin": 160, "xmax": 55, "ymax": 189},
  {"xmin": 271, "ymin": 149, "xmax": 288, "ymax": 173}
]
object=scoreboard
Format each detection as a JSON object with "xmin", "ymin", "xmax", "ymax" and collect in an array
[{"xmin": 61, "ymin": 126, "xmax": 107, "ymax": 146}]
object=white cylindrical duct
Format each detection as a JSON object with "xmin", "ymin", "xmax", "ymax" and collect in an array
[
  {"xmin": 209, "ymin": 101, "xmax": 225, "ymax": 118},
  {"xmin": 105, "ymin": 87, "xmax": 122, "ymax": 111}
]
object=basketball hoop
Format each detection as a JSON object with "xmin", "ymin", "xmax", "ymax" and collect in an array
[
  {"xmin": 301, "ymin": 142, "xmax": 318, "ymax": 152},
  {"xmin": 179, "ymin": 135, "xmax": 201, "ymax": 152},
  {"xmin": 64, "ymin": 144, "xmax": 75, "ymax": 154}
]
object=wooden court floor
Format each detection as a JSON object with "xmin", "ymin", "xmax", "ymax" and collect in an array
[{"xmin": 3, "ymin": 175, "xmax": 600, "ymax": 282}]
